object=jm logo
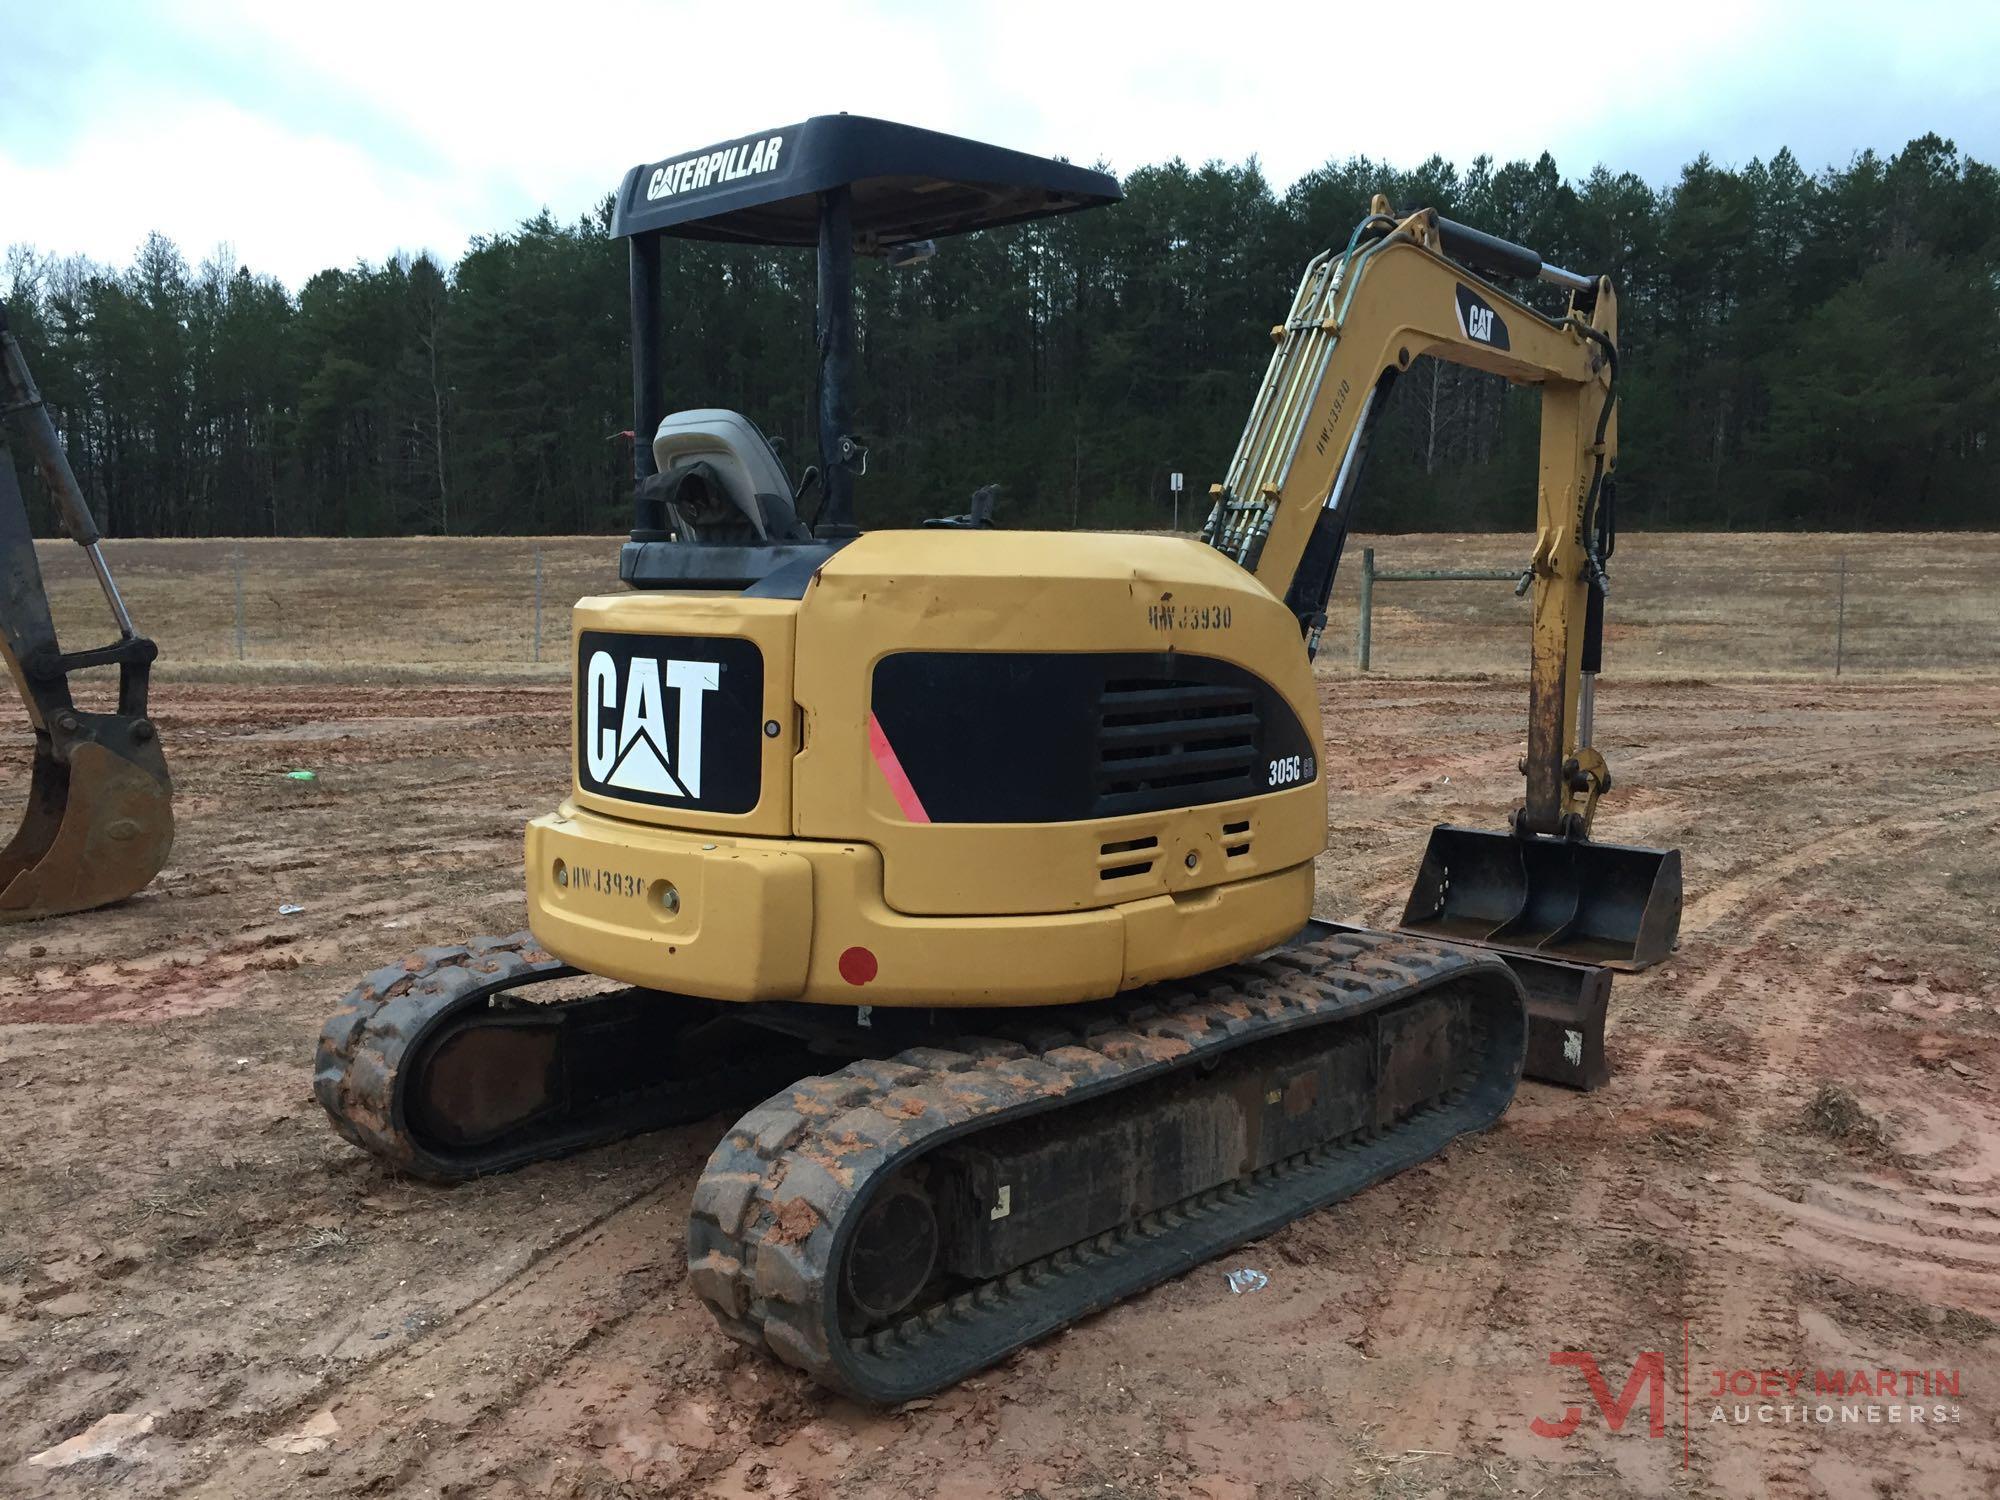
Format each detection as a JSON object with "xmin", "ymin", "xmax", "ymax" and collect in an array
[
  {"xmin": 1532, "ymin": 1350, "xmax": 1668, "ymax": 1439},
  {"xmin": 584, "ymin": 651, "xmax": 718, "ymax": 798}
]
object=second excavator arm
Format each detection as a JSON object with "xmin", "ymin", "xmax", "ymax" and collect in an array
[{"xmin": 0, "ymin": 301, "xmax": 173, "ymax": 919}]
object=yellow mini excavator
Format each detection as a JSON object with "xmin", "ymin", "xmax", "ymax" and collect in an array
[
  {"xmin": 0, "ymin": 302, "xmax": 172, "ymax": 919},
  {"xmin": 317, "ymin": 117, "xmax": 1681, "ymax": 1402}
]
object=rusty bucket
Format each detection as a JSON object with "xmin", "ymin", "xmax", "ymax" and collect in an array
[{"xmin": 0, "ymin": 709, "xmax": 173, "ymax": 922}]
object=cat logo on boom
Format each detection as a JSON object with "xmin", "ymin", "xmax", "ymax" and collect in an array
[
  {"xmin": 576, "ymin": 633, "xmax": 764, "ymax": 812},
  {"xmin": 1455, "ymin": 285, "xmax": 1510, "ymax": 350}
]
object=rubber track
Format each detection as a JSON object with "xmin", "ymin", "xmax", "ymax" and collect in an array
[
  {"xmin": 315, "ymin": 932, "xmax": 792, "ymax": 1182},
  {"xmin": 687, "ymin": 928, "xmax": 1526, "ymax": 1403},
  {"xmin": 315, "ymin": 933, "xmax": 575, "ymax": 1176}
]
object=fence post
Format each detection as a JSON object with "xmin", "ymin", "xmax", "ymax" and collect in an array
[
  {"xmin": 233, "ymin": 549, "xmax": 245, "ymax": 662},
  {"xmin": 1357, "ymin": 547, "xmax": 1375, "ymax": 671},
  {"xmin": 533, "ymin": 546, "xmax": 544, "ymax": 664},
  {"xmin": 1834, "ymin": 550, "xmax": 1847, "ymax": 677}
]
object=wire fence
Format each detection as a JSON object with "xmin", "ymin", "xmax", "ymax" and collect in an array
[
  {"xmin": 1354, "ymin": 548, "xmax": 1526, "ymax": 670},
  {"xmin": 24, "ymin": 532, "xmax": 2000, "ymax": 679},
  {"xmin": 1329, "ymin": 531, "xmax": 2000, "ymax": 677},
  {"xmin": 34, "ymin": 536, "xmax": 611, "ymax": 676}
]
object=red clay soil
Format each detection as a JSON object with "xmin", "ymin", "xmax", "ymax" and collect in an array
[{"xmin": 1, "ymin": 674, "xmax": 1996, "ymax": 1498}]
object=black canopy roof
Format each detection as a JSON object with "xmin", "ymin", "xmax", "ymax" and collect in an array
[{"xmin": 610, "ymin": 115, "xmax": 1121, "ymax": 248}]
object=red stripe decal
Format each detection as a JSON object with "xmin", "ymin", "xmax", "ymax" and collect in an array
[{"xmin": 866, "ymin": 712, "xmax": 931, "ymax": 824}]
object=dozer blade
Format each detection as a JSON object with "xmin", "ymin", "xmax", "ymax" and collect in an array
[
  {"xmin": 1399, "ymin": 823, "xmax": 1681, "ymax": 971},
  {"xmin": 0, "ymin": 721, "xmax": 172, "ymax": 921},
  {"xmin": 1327, "ymin": 918, "xmax": 1614, "ymax": 1089}
]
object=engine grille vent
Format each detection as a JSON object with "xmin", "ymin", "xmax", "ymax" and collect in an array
[
  {"xmin": 1097, "ymin": 834, "xmax": 1159, "ymax": 881},
  {"xmin": 1094, "ymin": 679, "xmax": 1261, "ymax": 817}
]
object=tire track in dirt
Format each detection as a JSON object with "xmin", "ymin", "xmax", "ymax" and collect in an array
[
  {"xmin": 1672, "ymin": 923, "xmax": 1834, "ymax": 1497},
  {"xmin": 1680, "ymin": 789, "xmax": 2000, "ymax": 940},
  {"xmin": 1361, "ymin": 1151, "xmax": 1672, "ymax": 1484},
  {"xmin": 1493, "ymin": 787, "xmax": 1998, "ymax": 1494},
  {"xmin": 1617, "ymin": 723, "xmax": 1998, "ymax": 803},
  {"xmin": 1307, "ymin": 719, "xmax": 2000, "ymax": 1490},
  {"xmin": 1341, "ymin": 739, "xmax": 2000, "ymax": 971},
  {"xmin": 1663, "ymin": 793, "xmax": 1996, "ymax": 1496},
  {"xmin": 1347, "ymin": 1158, "xmax": 1542, "ymax": 1454}
]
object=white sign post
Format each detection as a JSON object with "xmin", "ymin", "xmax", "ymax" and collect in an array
[{"xmin": 1170, "ymin": 471, "xmax": 1184, "ymax": 532}]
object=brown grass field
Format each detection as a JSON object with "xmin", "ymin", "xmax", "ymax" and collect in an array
[
  {"xmin": 0, "ymin": 531, "xmax": 1997, "ymax": 1499},
  {"xmin": 27, "ymin": 529, "xmax": 2000, "ymax": 679}
]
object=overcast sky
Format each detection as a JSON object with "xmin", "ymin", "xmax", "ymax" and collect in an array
[{"xmin": 4, "ymin": 0, "xmax": 1996, "ymax": 287}]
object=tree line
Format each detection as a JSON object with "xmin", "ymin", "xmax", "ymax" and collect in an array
[{"xmin": 5, "ymin": 132, "xmax": 1995, "ymax": 539}]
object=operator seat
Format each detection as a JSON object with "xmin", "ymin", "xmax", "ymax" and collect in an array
[{"xmin": 645, "ymin": 409, "xmax": 811, "ymax": 543}]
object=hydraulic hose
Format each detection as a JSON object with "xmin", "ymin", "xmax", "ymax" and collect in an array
[{"xmin": 1569, "ymin": 315, "xmax": 1618, "ymax": 597}]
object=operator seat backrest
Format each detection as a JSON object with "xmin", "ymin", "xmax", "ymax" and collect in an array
[{"xmin": 652, "ymin": 409, "xmax": 796, "ymax": 539}]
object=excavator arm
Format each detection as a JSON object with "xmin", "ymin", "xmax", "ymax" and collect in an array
[
  {"xmin": 1204, "ymin": 202, "xmax": 1680, "ymax": 1086},
  {"xmin": 0, "ymin": 301, "xmax": 172, "ymax": 919},
  {"xmin": 1205, "ymin": 199, "xmax": 1619, "ymax": 837}
]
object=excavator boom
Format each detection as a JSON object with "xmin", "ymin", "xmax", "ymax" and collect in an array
[
  {"xmin": 0, "ymin": 301, "xmax": 172, "ymax": 920},
  {"xmin": 1203, "ymin": 201, "xmax": 1679, "ymax": 982}
]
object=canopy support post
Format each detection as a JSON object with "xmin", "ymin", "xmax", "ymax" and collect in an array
[
  {"xmin": 815, "ymin": 186, "xmax": 859, "ymax": 537},
  {"xmin": 629, "ymin": 232, "xmax": 663, "ymax": 526}
]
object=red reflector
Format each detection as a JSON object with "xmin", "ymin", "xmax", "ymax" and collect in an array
[{"xmin": 838, "ymin": 946, "xmax": 878, "ymax": 985}]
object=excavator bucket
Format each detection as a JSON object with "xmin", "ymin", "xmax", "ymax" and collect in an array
[
  {"xmin": 0, "ymin": 301, "xmax": 173, "ymax": 920},
  {"xmin": 0, "ymin": 691, "xmax": 172, "ymax": 921},
  {"xmin": 1398, "ymin": 825, "xmax": 1680, "ymax": 1091},
  {"xmin": 1399, "ymin": 824, "xmax": 1681, "ymax": 970}
]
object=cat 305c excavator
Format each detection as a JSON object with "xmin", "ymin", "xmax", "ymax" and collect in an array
[
  {"xmin": 316, "ymin": 117, "xmax": 1681, "ymax": 1402},
  {"xmin": 0, "ymin": 303, "xmax": 172, "ymax": 919}
]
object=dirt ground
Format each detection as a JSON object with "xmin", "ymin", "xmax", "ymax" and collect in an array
[{"xmin": 1, "ymin": 663, "xmax": 1998, "ymax": 1495}]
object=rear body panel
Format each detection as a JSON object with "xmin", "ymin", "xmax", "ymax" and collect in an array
[
  {"xmin": 528, "ymin": 804, "xmax": 1313, "ymax": 1005},
  {"xmin": 528, "ymin": 530, "xmax": 1325, "ymax": 1005},
  {"xmin": 793, "ymin": 532, "xmax": 1323, "ymax": 915},
  {"xmin": 568, "ymin": 593, "xmax": 798, "ymax": 837}
]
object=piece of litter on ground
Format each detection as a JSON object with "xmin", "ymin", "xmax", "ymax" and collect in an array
[
  {"xmin": 1225, "ymin": 1267, "xmax": 1269, "ymax": 1295},
  {"xmin": 28, "ymin": 1411, "xmax": 158, "ymax": 1468},
  {"xmin": 263, "ymin": 1410, "xmax": 339, "ymax": 1456},
  {"xmin": 279, "ymin": 903, "xmax": 304, "ymax": 915},
  {"xmin": 284, "ymin": 769, "xmax": 317, "ymax": 781}
]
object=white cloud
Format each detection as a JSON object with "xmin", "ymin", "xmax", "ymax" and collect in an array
[
  {"xmin": 4, "ymin": 0, "xmax": 1995, "ymax": 286},
  {"xmin": 0, "ymin": 95, "xmax": 482, "ymax": 283}
]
